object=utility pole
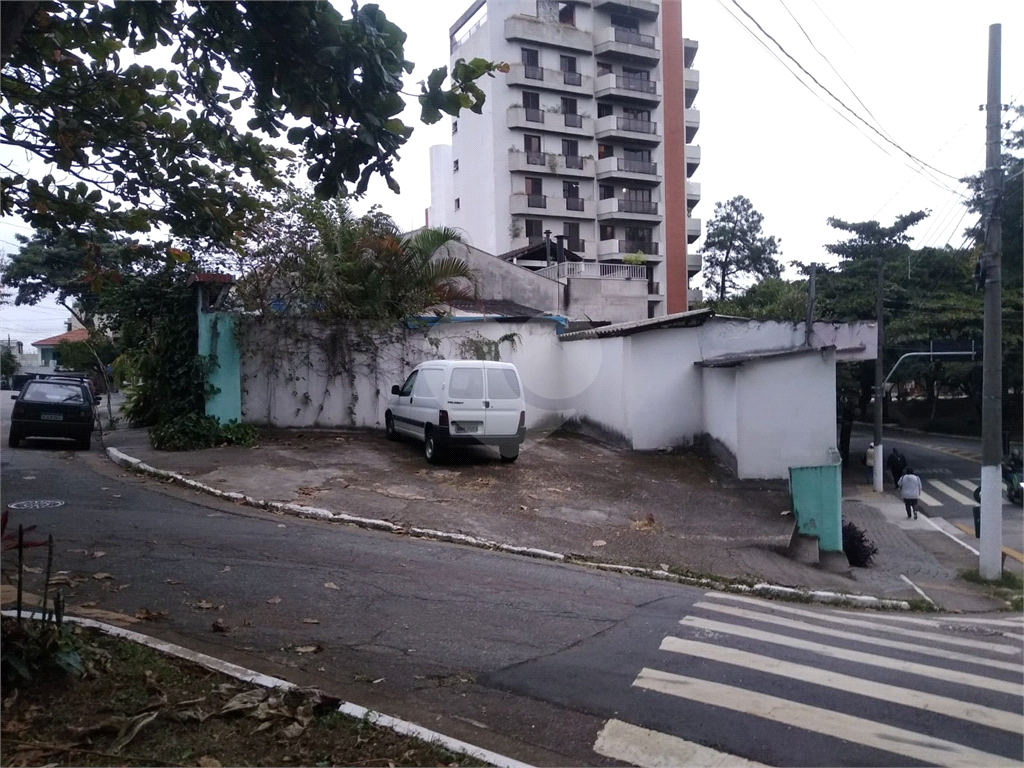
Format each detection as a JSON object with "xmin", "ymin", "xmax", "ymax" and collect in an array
[
  {"xmin": 980, "ymin": 23, "xmax": 1003, "ymax": 579},
  {"xmin": 804, "ymin": 263, "xmax": 817, "ymax": 347},
  {"xmin": 873, "ymin": 255, "xmax": 884, "ymax": 492}
]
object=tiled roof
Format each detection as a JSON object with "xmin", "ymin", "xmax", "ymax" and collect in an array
[
  {"xmin": 32, "ymin": 328, "xmax": 90, "ymax": 348},
  {"xmin": 446, "ymin": 299, "xmax": 546, "ymax": 318}
]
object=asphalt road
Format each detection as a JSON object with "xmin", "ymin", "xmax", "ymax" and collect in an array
[
  {"xmin": 2, "ymin": 403, "xmax": 1021, "ymax": 766},
  {"xmin": 852, "ymin": 426, "xmax": 1024, "ymax": 554}
]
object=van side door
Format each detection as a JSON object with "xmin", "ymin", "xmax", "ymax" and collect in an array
[
  {"xmin": 393, "ymin": 370, "xmax": 418, "ymax": 435},
  {"xmin": 446, "ymin": 365, "xmax": 486, "ymax": 437},
  {"xmin": 410, "ymin": 367, "xmax": 445, "ymax": 435}
]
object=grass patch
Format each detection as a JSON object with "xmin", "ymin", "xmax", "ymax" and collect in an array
[
  {"xmin": 0, "ymin": 618, "xmax": 488, "ymax": 768},
  {"xmin": 959, "ymin": 568, "xmax": 1024, "ymax": 610}
]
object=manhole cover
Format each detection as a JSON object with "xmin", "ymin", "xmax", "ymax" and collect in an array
[{"xmin": 6, "ymin": 500, "xmax": 65, "ymax": 510}]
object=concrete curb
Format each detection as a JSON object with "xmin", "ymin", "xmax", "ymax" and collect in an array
[
  {"xmin": 1, "ymin": 609, "xmax": 535, "ymax": 768},
  {"xmin": 106, "ymin": 447, "xmax": 912, "ymax": 611}
]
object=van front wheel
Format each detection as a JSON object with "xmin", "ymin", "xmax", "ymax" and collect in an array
[
  {"xmin": 499, "ymin": 444, "xmax": 519, "ymax": 463},
  {"xmin": 424, "ymin": 428, "xmax": 443, "ymax": 464}
]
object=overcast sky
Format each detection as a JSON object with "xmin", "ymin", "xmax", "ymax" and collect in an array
[{"xmin": 2, "ymin": 0, "xmax": 1022, "ymax": 345}]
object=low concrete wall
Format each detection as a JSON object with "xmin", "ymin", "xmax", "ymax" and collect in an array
[{"xmin": 566, "ymin": 277, "xmax": 649, "ymax": 325}]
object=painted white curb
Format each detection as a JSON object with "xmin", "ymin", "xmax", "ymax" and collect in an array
[
  {"xmin": 1, "ymin": 609, "xmax": 533, "ymax": 768},
  {"xmin": 106, "ymin": 447, "xmax": 911, "ymax": 611}
]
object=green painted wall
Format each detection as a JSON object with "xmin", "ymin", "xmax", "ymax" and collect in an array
[
  {"xmin": 198, "ymin": 312, "xmax": 241, "ymax": 423},
  {"xmin": 789, "ymin": 460, "xmax": 843, "ymax": 553}
]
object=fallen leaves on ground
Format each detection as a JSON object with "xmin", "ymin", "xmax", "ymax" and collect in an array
[
  {"xmin": 90, "ymin": 551, "xmax": 106, "ymax": 559},
  {"xmin": 135, "ymin": 608, "xmax": 168, "ymax": 621},
  {"xmin": 194, "ymin": 600, "xmax": 222, "ymax": 610},
  {"xmin": 292, "ymin": 645, "xmax": 323, "ymax": 655},
  {"xmin": 92, "ymin": 572, "xmax": 114, "ymax": 581},
  {"xmin": 211, "ymin": 618, "xmax": 230, "ymax": 633},
  {"xmin": 164, "ymin": 578, "xmax": 181, "ymax": 585},
  {"xmin": 266, "ymin": 596, "xmax": 282, "ymax": 604},
  {"xmin": 301, "ymin": 618, "xmax": 319, "ymax": 624},
  {"xmin": 323, "ymin": 582, "xmax": 339, "ymax": 590}
]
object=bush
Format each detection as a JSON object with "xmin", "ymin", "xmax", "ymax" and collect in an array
[
  {"xmin": 150, "ymin": 414, "xmax": 261, "ymax": 451},
  {"xmin": 842, "ymin": 519, "xmax": 878, "ymax": 567}
]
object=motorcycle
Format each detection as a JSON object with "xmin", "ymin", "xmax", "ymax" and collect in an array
[{"xmin": 972, "ymin": 458, "xmax": 1024, "ymax": 506}]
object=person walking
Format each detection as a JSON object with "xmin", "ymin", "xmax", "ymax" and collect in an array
[
  {"xmin": 898, "ymin": 467, "xmax": 922, "ymax": 519},
  {"xmin": 864, "ymin": 442, "xmax": 875, "ymax": 485},
  {"xmin": 887, "ymin": 448, "xmax": 907, "ymax": 488}
]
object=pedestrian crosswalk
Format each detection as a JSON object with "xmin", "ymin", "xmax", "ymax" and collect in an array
[
  {"xmin": 594, "ymin": 591, "xmax": 1024, "ymax": 768},
  {"xmin": 914, "ymin": 478, "xmax": 979, "ymax": 508}
]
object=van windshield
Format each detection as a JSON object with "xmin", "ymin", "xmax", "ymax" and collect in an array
[{"xmin": 486, "ymin": 368, "xmax": 521, "ymax": 399}]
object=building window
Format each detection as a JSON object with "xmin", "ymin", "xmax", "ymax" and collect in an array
[
  {"xmin": 558, "ymin": 2, "xmax": 575, "ymax": 26},
  {"xmin": 454, "ymin": 198, "xmax": 460, "ymax": 210},
  {"xmin": 521, "ymin": 48, "xmax": 539, "ymax": 66},
  {"xmin": 561, "ymin": 139, "xmax": 578, "ymax": 157},
  {"xmin": 599, "ymin": 184, "xmax": 614, "ymax": 200},
  {"xmin": 597, "ymin": 102, "xmax": 613, "ymax": 118},
  {"xmin": 561, "ymin": 97, "xmax": 577, "ymax": 115},
  {"xmin": 562, "ymin": 181, "xmax": 579, "ymax": 199},
  {"xmin": 526, "ymin": 177, "xmax": 543, "ymax": 196},
  {"xmin": 560, "ymin": 55, "xmax": 577, "ymax": 73},
  {"xmin": 525, "ymin": 134, "xmax": 542, "ymax": 152},
  {"xmin": 623, "ymin": 187, "xmax": 652, "ymax": 202},
  {"xmin": 563, "ymin": 222, "xmax": 581, "ymax": 250},
  {"xmin": 597, "ymin": 61, "xmax": 613, "ymax": 77},
  {"xmin": 610, "ymin": 14, "xmax": 639, "ymax": 31},
  {"xmin": 598, "ymin": 143, "xmax": 614, "ymax": 159},
  {"xmin": 525, "ymin": 218, "xmax": 544, "ymax": 242},
  {"xmin": 600, "ymin": 224, "xmax": 615, "ymax": 241},
  {"xmin": 453, "ymin": 159, "xmax": 459, "ymax": 172},
  {"xmin": 624, "ymin": 147, "xmax": 651, "ymax": 162}
]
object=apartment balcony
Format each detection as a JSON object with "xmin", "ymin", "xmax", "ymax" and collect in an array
[
  {"xmin": 508, "ymin": 236, "xmax": 596, "ymax": 260},
  {"xmin": 686, "ymin": 144, "xmax": 701, "ymax": 177},
  {"xmin": 509, "ymin": 194, "xmax": 593, "ymax": 219},
  {"xmin": 594, "ymin": 26, "xmax": 660, "ymax": 64},
  {"xmin": 505, "ymin": 63, "xmax": 593, "ymax": 97},
  {"xmin": 507, "ymin": 150, "xmax": 595, "ymax": 178},
  {"xmin": 535, "ymin": 261, "xmax": 650, "ymax": 283},
  {"xmin": 684, "ymin": 68, "xmax": 699, "ymax": 108},
  {"xmin": 596, "ymin": 238, "xmax": 660, "ymax": 260},
  {"xmin": 686, "ymin": 180, "xmax": 701, "ymax": 209},
  {"xmin": 594, "ymin": 72, "xmax": 660, "ymax": 104},
  {"xmin": 593, "ymin": 0, "xmax": 660, "ymax": 20},
  {"xmin": 685, "ymin": 108, "xmax": 700, "ymax": 142},
  {"xmin": 595, "ymin": 114, "xmax": 660, "ymax": 145},
  {"xmin": 687, "ymin": 217, "xmax": 701, "ymax": 244},
  {"xmin": 507, "ymin": 106, "xmax": 594, "ymax": 137},
  {"xmin": 684, "ymin": 38, "xmax": 698, "ymax": 68},
  {"xmin": 687, "ymin": 249, "xmax": 702, "ymax": 276},
  {"xmin": 504, "ymin": 15, "xmax": 592, "ymax": 53},
  {"xmin": 596, "ymin": 197, "xmax": 662, "ymax": 223},
  {"xmin": 595, "ymin": 155, "xmax": 662, "ymax": 185}
]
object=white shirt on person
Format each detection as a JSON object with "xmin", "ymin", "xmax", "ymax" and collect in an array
[{"xmin": 898, "ymin": 473, "xmax": 922, "ymax": 499}]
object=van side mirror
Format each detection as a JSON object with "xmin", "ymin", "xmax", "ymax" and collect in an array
[{"xmin": 391, "ymin": 385, "xmax": 400, "ymax": 395}]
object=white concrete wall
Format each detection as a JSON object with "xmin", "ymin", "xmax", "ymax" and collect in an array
[
  {"xmin": 700, "ymin": 366, "xmax": 737, "ymax": 461},
  {"xmin": 557, "ymin": 334, "xmax": 631, "ymax": 442},
  {"xmin": 735, "ymin": 349, "xmax": 837, "ymax": 478},
  {"xmin": 566, "ymin": 277, "xmax": 648, "ymax": 324},
  {"xmin": 627, "ymin": 327, "xmax": 705, "ymax": 450},
  {"xmin": 427, "ymin": 144, "xmax": 453, "ymax": 229}
]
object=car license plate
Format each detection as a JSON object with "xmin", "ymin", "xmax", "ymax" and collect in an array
[
  {"xmin": 453, "ymin": 422, "xmax": 479, "ymax": 434},
  {"xmin": 41, "ymin": 413, "xmax": 63, "ymax": 421}
]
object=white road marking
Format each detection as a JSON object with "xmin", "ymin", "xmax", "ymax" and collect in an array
[
  {"xmin": 692, "ymin": 602, "xmax": 1023, "ymax": 671},
  {"xmin": 921, "ymin": 512, "xmax": 980, "ymax": 555},
  {"xmin": 633, "ymin": 668, "xmax": 1019, "ymax": 768},
  {"xmin": 659, "ymin": 637, "xmax": 1022, "ymax": 733},
  {"xmin": 593, "ymin": 718, "xmax": 768, "ymax": 768},
  {"xmin": 680, "ymin": 617, "xmax": 1023, "ymax": 694},
  {"xmin": 929, "ymin": 480, "xmax": 978, "ymax": 506},
  {"xmin": 917, "ymin": 490, "xmax": 943, "ymax": 507},
  {"xmin": 956, "ymin": 479, "xmax": 979, "ymax": 492},
  {"xmin": 702, "ymin": 592, "xmax": 1017, "ymax": 654},
  {"xmin": 899, "ymin": 574, "xmax": 936, "ymax": 605}
]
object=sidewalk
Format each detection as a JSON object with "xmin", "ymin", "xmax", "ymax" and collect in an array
[{"xmin": 97, "ymin": 420, "xmax": 1010, "ymax": 612}]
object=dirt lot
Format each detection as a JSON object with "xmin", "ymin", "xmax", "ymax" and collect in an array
[{"xmin": 133, "ymin": 427, "xmax": 798, "ymax": 581}]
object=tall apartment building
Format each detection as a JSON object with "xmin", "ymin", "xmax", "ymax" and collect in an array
[{"xmin": 427, "ymin": 0, "xmax": 701, "ymax": 317}]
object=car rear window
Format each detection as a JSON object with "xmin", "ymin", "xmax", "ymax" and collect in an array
[
  {"xmin": 486, "ymin": 368, "xmax": 521, "ymax": 399},
  {"xmin": 449, "ymin": 368, "xmax": 484, "ymax": 399},
  {"xmin": 22, "ymin": 382, "xmax": 86, "ymax": 404}
]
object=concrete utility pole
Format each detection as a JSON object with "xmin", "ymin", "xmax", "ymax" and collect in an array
[
  {"xmin": 980, "ymin": 23, "xmax": 1004, "ymax": 579},
  {"xmin": 873, "ymin": 256, "xmax": 885, "ymax": 492},
  {"xmin": 804, "ymin": 263, "xmax": 817, "ymax": 347}
]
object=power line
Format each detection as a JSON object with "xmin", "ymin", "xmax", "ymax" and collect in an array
[
  {"xmin": 731, "ymin": 0, "xmax": 961, "ymax": 190},
  {"xmin": 806, "ymin": 0, "xmax": 857, "ymax": 54}
]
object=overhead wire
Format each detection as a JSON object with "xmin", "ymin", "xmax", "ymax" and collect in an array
[{"xmin": 731, "ymin": 0, "xmax": 961, "ymax": 191}]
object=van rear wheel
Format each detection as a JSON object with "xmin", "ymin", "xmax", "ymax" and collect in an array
[
  {"xmin": 499, "ymin": 444, "xmax": 519, "ymax": 463},
  {"xmin": 424, "ymin": 428, "xmax": 443, "ymax": 464}
]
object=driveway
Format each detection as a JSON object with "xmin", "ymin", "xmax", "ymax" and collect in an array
[{"xmin": 103, "ymin": 426, "xmax": 805, "ymax": 583}]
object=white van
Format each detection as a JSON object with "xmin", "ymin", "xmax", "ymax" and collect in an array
[{"xmin": 385, "ymin": 360, "xmax": 527, "ymax": 464}]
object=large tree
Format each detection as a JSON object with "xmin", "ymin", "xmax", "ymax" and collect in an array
[
  {"xmin": 702, "ymin": 195, "xmax": 782, "ymax": 301},
  {"xmin": 1, "ymin": 1, "xmax": 502, "ymax": 249}
]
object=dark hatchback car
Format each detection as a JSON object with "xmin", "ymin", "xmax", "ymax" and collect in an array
[{"xmin": 8, "ymin": 379, "xmax": 98, "ymax": 450}]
